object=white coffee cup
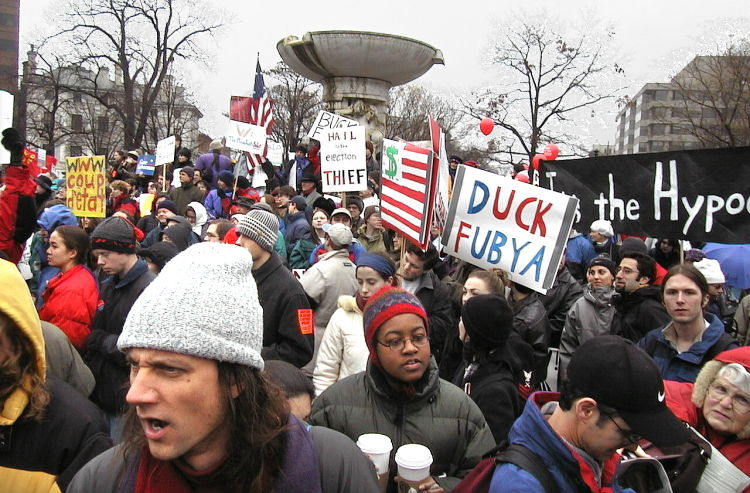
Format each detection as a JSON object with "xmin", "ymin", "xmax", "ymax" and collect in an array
[
  {"xmin": 395, "ymin": 443, "xmax": 433, "ymax": 482},
  {"xmin": 357, "ymin": 433, "xmax": 393, "ymax": 475}
]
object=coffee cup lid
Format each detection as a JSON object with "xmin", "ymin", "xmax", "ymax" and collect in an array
[
  {"xmin": 356, "ymin": 433, "xmax": 393, "ymax": 454},
  {"xmin": 395, "ymin": 444, "xmax": 433, "ymax": 469}
]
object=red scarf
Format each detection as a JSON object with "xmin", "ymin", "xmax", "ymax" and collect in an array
[{"xmin": 135, "ymin": 447, "xmax": 224, "ymax": 493}]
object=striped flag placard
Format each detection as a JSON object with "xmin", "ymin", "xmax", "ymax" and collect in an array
[{"xmin": 381, "ymin": 139, "xmax": 435, "ymax": 249}]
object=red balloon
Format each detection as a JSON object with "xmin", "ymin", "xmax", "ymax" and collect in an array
[
  {"xmin": 515, "ymin": 170, "xmax": 530, "ymax": 183},
  {"xmin": 543, "ymin": 143, "xmax": 559, "ymax": 160},
  {"xmin": 531, "ymin": 154, "xmax": 544, "ymax": 170},
  {"xmin": 479, "ymin": 117, "xmax": 495, "ymax": 136}
]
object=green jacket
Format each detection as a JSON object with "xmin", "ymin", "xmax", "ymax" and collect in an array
[
  {"xmin": 356, "ymin": 224, "xmax": 387, "ymax": 253},
  {"xmin": 310, "ymin": 359, "xmax": 495, "ymax": 492}
]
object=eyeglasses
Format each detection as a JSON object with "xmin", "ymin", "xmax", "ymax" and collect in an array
[
  {"xmin": 604, "ymin": 413, "xmax": 642, "ymax": 444},
  {"xmin": 708, "ymin": 382, "xmax": 750, "ymax": 413},
  {"xmin": 376, "ymin": 334, "xmax": 430, "ymax": 351}
]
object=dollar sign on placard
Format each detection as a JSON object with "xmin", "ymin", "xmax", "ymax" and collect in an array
[{"xmin": 385, "ymin": 146, "xmax": 398, "ymax": 179}]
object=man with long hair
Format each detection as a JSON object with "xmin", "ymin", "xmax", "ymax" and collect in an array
[{"xmin": 68, "ymin": 243, "xmax": 378, "ymax": 493}]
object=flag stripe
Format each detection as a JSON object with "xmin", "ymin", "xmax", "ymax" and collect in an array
[
  {"xmin": 381, "ymin": 194, "xmax": 423, "ymax": 224},
  {"xmin": 404, "ymin": 143, "xmax": 431, "ymax": 155},
  {"xmin": 382, "ymin": 214, "xmax": 421, "ymax": 235},
  {"xmin": 381, "ymin": 177, "xmax": 425, "ymax": 203},
  {"xmin": 402, "ymin": 158, "xmax": 428, "ymax": 171},
  {"xmin": 402, "ymin": 172, "xmax": 426, "ymax": 185}
]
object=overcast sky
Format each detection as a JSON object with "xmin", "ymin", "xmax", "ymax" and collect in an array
[{"xmin": 19, "ymin": 0, "xmax": 750, "ymax": 149}]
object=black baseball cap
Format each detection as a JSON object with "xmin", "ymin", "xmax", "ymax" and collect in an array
[{"xmin": 568, "ymin": 335, "xmax": 690, "ymax": 447}]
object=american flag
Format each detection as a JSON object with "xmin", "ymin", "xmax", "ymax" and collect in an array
[
  {"xmin": 229, "ymin": 57, "xmax": 274, "ymax": 171},
  {"xmin": 380, "ymin": 139, "xmax": 436, "ymax": 250}
]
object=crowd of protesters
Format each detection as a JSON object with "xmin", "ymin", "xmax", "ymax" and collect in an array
[{"xmin": 1, "ymin": 125, "xmax": 750, "ymax": 492}]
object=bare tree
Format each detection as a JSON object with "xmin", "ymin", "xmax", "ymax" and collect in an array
[
  {"xmin": 669, "ymin": 44, "xmax": 750, "ymax": 148},
  {"xmin": 386, "ymin": 85, "xmax": 465, "ymax": 145},
  {"xmin": 266, "ymin": 62, "xmax": 322, "ymax": 153},
  {"xmin": 44, "ymin": 0, "xmax": 222, "ymax": 150},
  {"xmin": 23, "ymin": 52, "xmax": 77, "ymax": 154},
  {"xmin": 465, "ymin": 20, "xmax": 624, "ymax": 165},
  {"xmin": 142, "ymin": 72, "xmax": 202, "ymax": 153}
]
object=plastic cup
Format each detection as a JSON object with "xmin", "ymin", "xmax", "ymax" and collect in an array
[
  {"xmin": 357, "ymin": 433, "xmax": 393, "ymax": 475},
  {"xmin": 395, "ymin": 443, "xmax": 433, "ymax": 482}
]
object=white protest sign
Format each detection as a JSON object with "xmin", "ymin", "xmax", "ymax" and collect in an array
[
  {"xmin": 442, "ymin": 166, "xmax": 578, "ymax": 293},
  {"xmin": 307, "ymin": 110, "xmax": 358, "ymax": 140},
  {"xmin": 266, "ymin": 140, "xmax": 284, "ymax": 166},
  {"xmin": 155, "ymin": 135, "xmax": 175, "ymax": 165},
  {"xmin": 320, "ymin": 125, "xmax": 367, "ymax": 193},
  {"xmin": 225, "ymin": 120, "xmax": 266, "ymax": 154}
]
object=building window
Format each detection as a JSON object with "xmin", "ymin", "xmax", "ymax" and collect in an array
[
  {"xmin": 702, "ymin": 107, "xmax": 718, "ymax": 119},
  {"xmin": 44, "ymin": 89, "xmax": 54, "ymax": 99},
  {"xmin": 69, "ymin": 145, "xmax": 83, "ymax": 157},
  {"xmin": 96, "ymin": 147, "xmax": 108, "ymax": 156},
  {"xmin": 654, "ymin": 90, "xmax": 670, "ymax": 101},
  {"xmin": 651, "ymin": 124, "xmax": 669, "ymax": 136},
  {"xmin": 70, "ymin": 114, "xmax": 83, "ymax": 131},
  {"xmin": 72, "ymin": 92, "xmax": 82, "ymax": 103},
  {"xmin": 174, "ymin": 109, "xmax": 182, "ymax": 118},
  {"xmin": 98, "ymin": 116, "xmax": 108, "ymax": 132},
  {"xmin": 650, "ymin": 107, "xmax": 667, "ymax": 119}
]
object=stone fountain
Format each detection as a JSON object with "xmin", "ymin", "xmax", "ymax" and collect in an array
[{"xmin": 277, "ymin": 30, "xmax": 444, "ymax": 143}]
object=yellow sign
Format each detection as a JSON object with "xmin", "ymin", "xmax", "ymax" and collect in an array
[{"xmin": 66, "ymin": 155, "xmax": 107, "ymax": 218}]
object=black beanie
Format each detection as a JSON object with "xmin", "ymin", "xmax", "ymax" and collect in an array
[
  {"xmin": 90, "ymin": 216, "xmax": 137, "ymax": 254},
  {"xmin": 462, "ymin": 294, "xmax": 513, "ymax": 349},
  {"xmin": 588, "ymin": 256, "xmax": 617, "ymax": 277},
  {"xmin": 138, "ymin": 242, "xmax": 179, "ymax": 271}
]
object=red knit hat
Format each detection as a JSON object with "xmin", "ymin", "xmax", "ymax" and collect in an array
[
  {"xmin": 223, "ymin": 226, "xmax": 239, "ymax": 245},
  {"xmin": 362, "ymin": 286, "xmax": 428, "ymax": 367}
]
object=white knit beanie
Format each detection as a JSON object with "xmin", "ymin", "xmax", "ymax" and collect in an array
[
  {"xmin": 589, "ymin": 219, "xmax": 614, "ymax": 238},
  {"xmin": 119, "ymin": 242, "xmax": 264, "ymax": 370},
  {"xmin": 694, "ymin": 258, "xmax": 726, "ymax": 284}
]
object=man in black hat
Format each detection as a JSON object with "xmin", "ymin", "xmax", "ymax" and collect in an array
[
  {"xmin": 489, "ymin": 335, "xmax": 690, "ymax": 492},
  {"xmin": 87, "ymin": 216, "xmax": 157, "ymax": 441}
]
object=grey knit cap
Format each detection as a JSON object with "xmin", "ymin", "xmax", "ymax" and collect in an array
[
  {"xmin": 119, "ymin": 242, "xmax": 264, "ymax": 370},
  {"xmin": 236, "ymin": 209, "xmax": 279, "ymax": 252}
]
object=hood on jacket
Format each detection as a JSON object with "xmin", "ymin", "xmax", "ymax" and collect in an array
[
  {"xmin": 37, "ymin": 204, "xmax": 78, "ymax": 233},
  {"xmin": 161, "ymin": 223, "xmax": 192, "ymax": 252},
  {"xmin": 337, "ymin": 294, "xmax": 359, "ymax": 313},
  {"xmin": 187, "ymin": 201, "xmax": 208, "ymax": 235},
  {"xmin": 692, "ymin": 346, "xmax": 750, "ymax": 439},
  {"xmin": 584, "ymin": 285, "xmax": 615, "ymax": 307},
  {"xmin": 0, "ymin": 260, "xmax": 46, "ymax": 425}
]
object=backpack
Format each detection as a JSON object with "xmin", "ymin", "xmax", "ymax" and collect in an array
[{"xmin": 452, "ymin": 443, "xmax": 559, "ymax": 493}]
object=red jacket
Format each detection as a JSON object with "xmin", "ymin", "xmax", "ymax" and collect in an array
[
  {"xmin": 0, "ymin": 165, "xmax": 37, "ymax": 263},
  {"xmin": 39, "ymin": 264, "xmax": 99, "ymax": 351},
  {"xmin": 665, "ymin": 379, "xmax": 750, "ymax": 485}
]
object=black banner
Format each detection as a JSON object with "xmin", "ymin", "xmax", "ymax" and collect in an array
[{"xmin": 538, "ymin": 146, "xmax": 750, "ymax": 244}]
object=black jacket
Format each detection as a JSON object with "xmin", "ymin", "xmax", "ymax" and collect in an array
[
  {"xmin": 253, "ymin": 252, "xmax": 314, "ymax": 368},
  {"xmin": 0, "ymin": 376, "xmax": 112, "ymax": 491},
  {"xmin": 414, "ymin": 271, "xmax": 455, "ymax": 363},
  {"xmin": 612, "ymin": 285, "xmax": 670, "ymax": 342},
  {"xmin": 86, "ymin": 260, "xmax": 156, "ymax": 414},
  {"xmin": 452, "ymin": 346, "xmax": 525, "ymax": 445},
  {"xmin": 511, "ymin": 293, "xmax": 550, "ymax": 387},
  {"xmin": 540, "ymin": 267, "xmax": 583, "ymax": 347}
]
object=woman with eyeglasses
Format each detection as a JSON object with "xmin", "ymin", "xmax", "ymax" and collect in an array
[
  {"xmin": 310, "ymin": 286, "xmax": 495, "ymax": 493},
  {"xmin": 665, "ymin": 346, "xmax": 750, "ymax": 482}
]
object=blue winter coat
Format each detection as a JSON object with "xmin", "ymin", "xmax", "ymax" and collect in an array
[
  {"xmin": 637, "ymin": 313, "xmax": 738, "ymax": 383},
  {"xmin": 490, "ymin": 392, "xmax": 635, "ymax": 493},
  {"xmin": 204, "ymin": 188, "xmax": 232, "ymax": 219},
  {"xmin": 284, "ymin": 211, "xmax": 309, "ymax": 252}
]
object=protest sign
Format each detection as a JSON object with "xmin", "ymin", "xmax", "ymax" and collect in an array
[
  {"xmin": 539, "ymin": 146, "xmax": 750, "ymax": 244},
  {"xmin": 226, "ymin": 120, "xmax": 266, "ymax": 154},
  {"xmin": 429, "ymin": 117, "xmax": 450, "ymax": 233},
  {"xmin": 442, "ymin": 166, "xmax": 578, "ymax": 292},
  {"xmin": 136, "ymin": 154, "xmax": 155, "ymax": 176},
  {"xmin": 65, "ymin": 155, "xmax": 106, "ymax": 218},
  {"xmin": 380, "ymin": 139, "xmax": 436, "ymax": 250},
  {"xmin": 307, "ymin": 110, "xmax": 358, "ymax": 140},
  {"xmin": 155, "ymin": 136, "xmax": 175, "ymax": 165},
  {"xmin": 319, "ymin": 125, "xmax": 367, "ymax": 193},
  {"xmin": 266, "ymin": 140, "xmax": 284, "ymax": 166}
]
